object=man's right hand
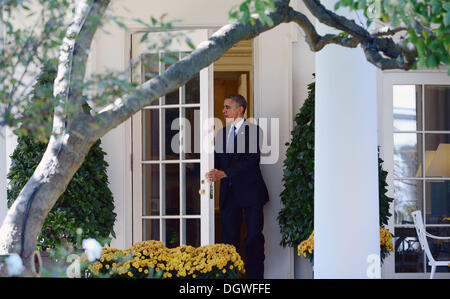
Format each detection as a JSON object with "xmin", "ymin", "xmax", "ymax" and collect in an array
[{"xmin": 205, "ymin": 169, "xmax": 227, "ymax": 182}]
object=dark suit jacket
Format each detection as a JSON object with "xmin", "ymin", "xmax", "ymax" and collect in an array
[{"xmin": 214, "ymin": 119, "xmax": 269, "ymax": 209}]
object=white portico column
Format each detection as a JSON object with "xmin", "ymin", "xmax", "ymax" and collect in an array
[
  {"xmin": 313, "ymin": 0, "xmax": 380, "ymax": 278},
  {"xmin": 0, "ymin": 20, "xmax": 6, "ymax": 226}
]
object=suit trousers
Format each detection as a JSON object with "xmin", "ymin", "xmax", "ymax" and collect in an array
[{"xmin": 220, "ymin": 200, "xmax": 265, "ymax": 279}]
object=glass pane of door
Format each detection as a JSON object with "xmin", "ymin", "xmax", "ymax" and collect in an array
[{"xmin": 142, "ymin": 164, "xmax": 159, "ymax": 216}]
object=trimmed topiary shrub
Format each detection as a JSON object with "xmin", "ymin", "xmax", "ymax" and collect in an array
[
  {"xmin": 277, "ymin": 80, "xmax": 315, "ymax": 248},
  {"xmin": 7, "ymin": 61, "xmax": 116, "ymax": 252},
  {"xmin": 277, "ymin": 75, "xmax": 393, "ymax": 249}
]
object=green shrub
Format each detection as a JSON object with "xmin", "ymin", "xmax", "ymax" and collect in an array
[
  {"xmin": 277, "ymin": 75, "xmax": 393, "ymax": 248},
  {"xmin": 7, "ymin": 62, "xmax": 116, "ymax": 252},
  {"xmin": 277, "ymin": 80, "xmax": 315, "ymax": 248}
]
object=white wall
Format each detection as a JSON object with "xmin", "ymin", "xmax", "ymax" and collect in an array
[
  {"xmin": 0, "ymin": 127, "xmax": 6, "ymax": 226},
  {"xmin": 254, "ymin": 23, "xmax": 296, "ymax": 278},
  {"xmin": 109, "ymin": 0, "xmax": 245, "ymax": 27},
  {"xmin": 0, "ymin": 20, "xmax": 5, "ymax": 226},
  {"xmin": 0, "ymin": 128, "xmax": 17, "ymax": 227},
  {"xmin": 291, "ymin": 0, "xmax": 316, "ymax": 121}
]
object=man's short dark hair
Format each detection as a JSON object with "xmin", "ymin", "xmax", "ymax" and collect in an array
[{"xmin": 226, "ymin": 94, "xmax": 247, "ymax": 114}]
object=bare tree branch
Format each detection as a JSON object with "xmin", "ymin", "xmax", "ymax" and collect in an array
[
  {"xmin": 302, "ymin": 0, "xmax": 371, "ymax": 39},
  {"xmin": 286, "ymin": 7, "xmax": 359, "ymax": 51},
  {"xmin": 370, "ymin": 25, "xmax": 408, "ymax": 37},
  {"xmin": 301, "ymin": 0, "xmax": 416, "ymax": 70}
]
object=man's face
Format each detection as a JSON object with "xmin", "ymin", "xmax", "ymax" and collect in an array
[{"xmin": 222, "ymin": 98, "xmax": 243, "ymax": 122}]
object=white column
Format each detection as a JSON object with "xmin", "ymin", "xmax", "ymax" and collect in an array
[
  {"xmin": 0, "ymin": 20, "xmax": 7, "ymax": 226},
  {"xmin": 314, "ymin": 0, "xmax": 380, "ymax": 278},
  {"xmin": 0, "ymin": 129, "xmax": 6, "ymax": 226}
]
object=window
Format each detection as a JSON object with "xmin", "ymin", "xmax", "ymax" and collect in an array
[{"xmin": 393, "ymin": 84, "xmax": 450, "ymax": 274}]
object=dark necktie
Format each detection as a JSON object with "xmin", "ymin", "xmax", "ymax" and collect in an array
[{"xmin": 227, "ymin": 126, "xmax": 237, "ymax": 153}]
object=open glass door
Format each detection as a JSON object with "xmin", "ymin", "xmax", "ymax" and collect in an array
[{"xmin": 131, "ymin": 29, "xmax": 214, "ymax": 247}]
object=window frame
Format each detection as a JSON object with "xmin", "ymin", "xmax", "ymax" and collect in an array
[{"xmin": 380, "ymin": 69, "xmax": 450, "ymax": 279}]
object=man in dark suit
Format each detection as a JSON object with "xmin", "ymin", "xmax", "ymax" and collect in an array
[{"xmin": 206, "ymin": 94, "xmax": 269, "ymax": 279}]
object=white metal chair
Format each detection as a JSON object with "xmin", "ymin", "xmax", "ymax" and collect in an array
[{"xmin": 411, "ymin": 210, "xmax": 450, "ymax": 279}]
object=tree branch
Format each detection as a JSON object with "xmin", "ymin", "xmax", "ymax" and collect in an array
[
  {"xmin": 302, "ymin": 0, "xmax": 371, "ymax": 39},
  {"xmin": 53, "ymin": 0, "xmax": 111, "ymax": 135},
  {"xmin": 301, "ymin": 0, "xmax": 417, "ymax": 70},
  {"xmin": 286, "ymin": 7, "xmax": 359, "ymax": 51},
  {"xmin": 370, "ymin": 25, "xmax": 408, "ymax": 37}
]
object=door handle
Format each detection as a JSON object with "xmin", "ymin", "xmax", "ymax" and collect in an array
[{"xmin": 199, "ymin": 178, "xmax": 206, "ymax": 195}]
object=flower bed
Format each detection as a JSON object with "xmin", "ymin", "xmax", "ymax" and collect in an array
[
  {"xmin": 87, "ymin": 240, "xmax": 245, "ymax": 279},
  {"xmin": 297, "ymin": 227, "xmax": 394, "ymax": 265}
]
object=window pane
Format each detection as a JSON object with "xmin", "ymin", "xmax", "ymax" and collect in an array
[
  {"xmin": 143, "ymin": 219, "xmax": 160, "ymax": 241},
  {"xmin": 182, "ymin": 107, "xmax": 200, "ymax": 160},
  {"xmin": 394, "ymin": 227, "xmax": 424, "ymax": 273},
  {"xmin": 425, "ymin": 227, "xmax": 450, "ymax": 274},
  {"xmin": 165, "ymin": 89, "xmax": 180, "ymax": 105},
  {"xmin": 393, "ymin": 133, "xmax": 423, "ymax": 177},
  {"xmin": 164, "ymin": 219, "xmax": 180, "ymax": 248},
  {"xmin": 184, "ymin": 218, "xmax": 201, "ymax": 247},
  {"xmin": 141, "ymin": 53, "xmax": 160, "ymax": 106},
  {"xmin": 142, "ymin": 109, "xmax": 159, "ymax": 160},
  {"xmin": 425, "ymin": 134, "xmax": 450, "ymax": 177},
  {"xmin": 142, "ymin": 53, "xmax": 160, "ymax": 80},
  {"xmin": 185, "ymin": 73, "xmax": 200, "ymax": 104},
  {"xmin": 143, "ymin": 164, "xmax": 159, "ymax": 216},
  {"xmin": 424, "ymin": 85, "xmax": 450, "ymax": 131},
  {"xmin": 163, "ymin": 108, "xmax": 179, "ymax": 160},
  {"xmin": 164, "ymin": 163, "xmax": 179, "ymax": 215},
  {"xmin": 183, "ymin": 163, "xmax": 200, "ymax": 215},
  {"xmin": 394, "ymin": 180, "xmax": 423, "ymax": 225},
  {"xmin": 425, "ymin": 180, "xmax": 450, "ymax": 224},
  {"xmin": 393, "ymin": 85, "xmax": 422, "ymax": 131},
  {"xmin": 162, "ymin": 52, "xmax": 180, "ymax": 105}
]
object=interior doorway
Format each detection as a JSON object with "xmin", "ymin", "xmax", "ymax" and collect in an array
[{"xmin": 213, "ymin": 39, "xmax": 254, "ymax": 272}]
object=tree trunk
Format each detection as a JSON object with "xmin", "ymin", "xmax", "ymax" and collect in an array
[{"xmin": 0, "ymin": 123, "xmax": 95, "ymax": 276}]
